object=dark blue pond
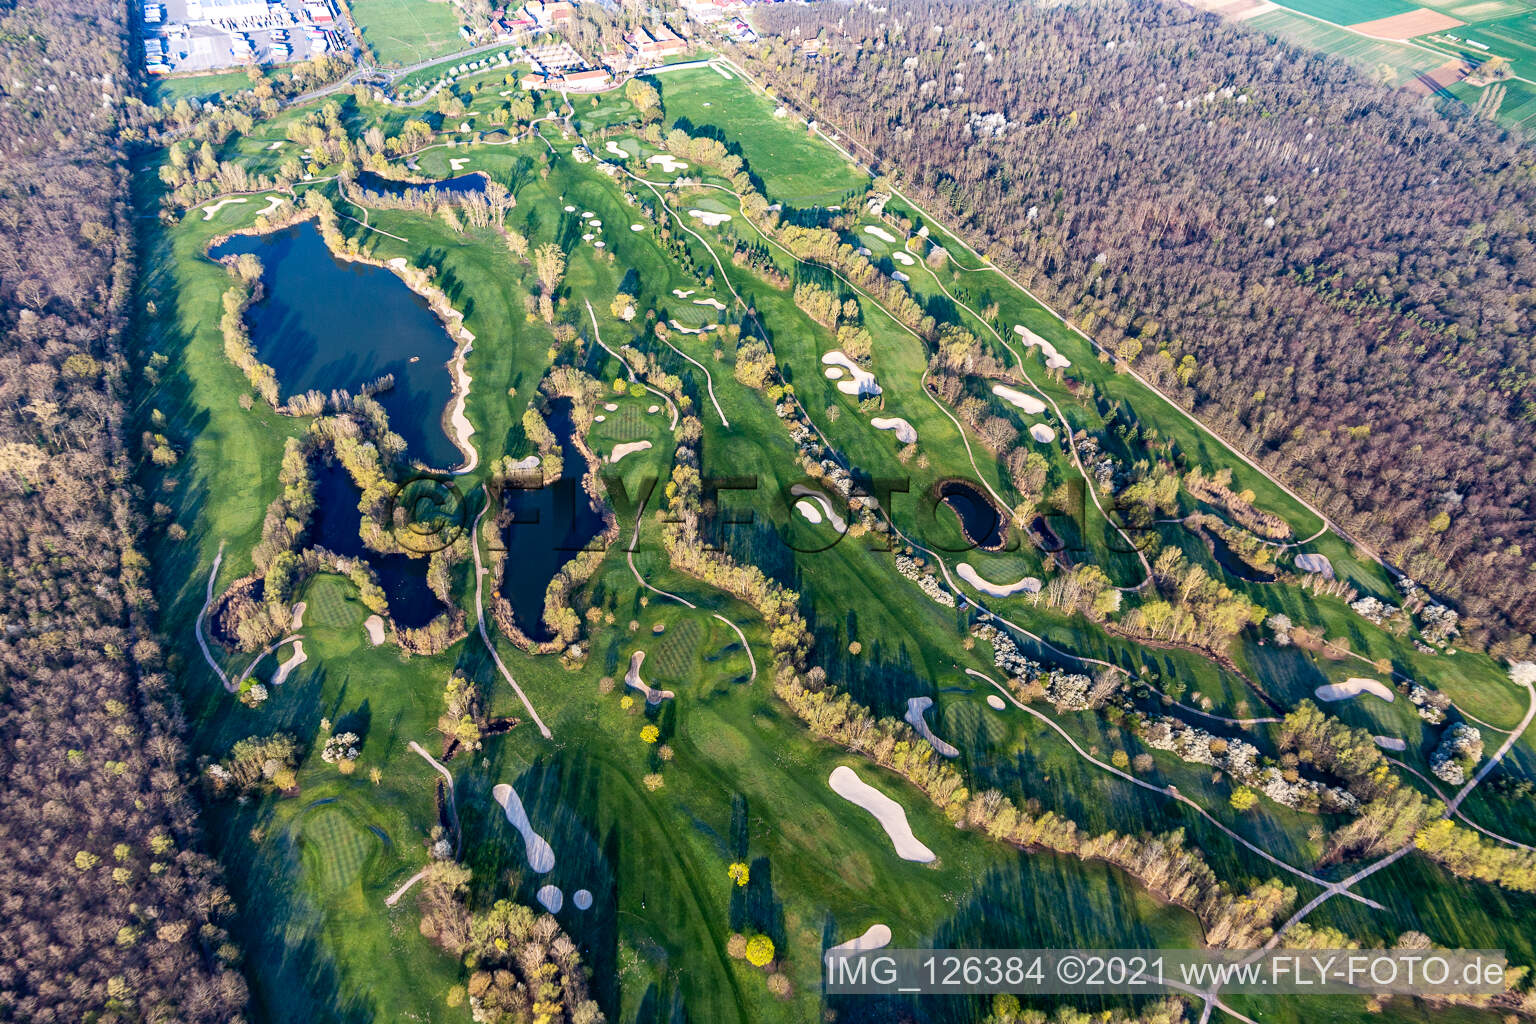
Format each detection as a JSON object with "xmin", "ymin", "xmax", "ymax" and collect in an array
[
  {"xmin": 938, "ymin": 479, "xmax": 1006, "ymax": 550},
  {"xmin": 497, "ymin": 399, "xmax": 607, "ymax": 642},
  {"xmin": 309, "ymin": 461, "xmax": 443, "ymax": 629},
  {"xmin": 209, "ymin": 221, "xmax": 461, "ymax": 470},
  {"xmin": 355, "ymin": 170, "xmax": 488, "ymax": 198}
]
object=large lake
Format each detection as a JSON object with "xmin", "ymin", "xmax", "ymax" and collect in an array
[{"xmin": 209, "ymin": 221, "xmax": 461, "ymax": 470}]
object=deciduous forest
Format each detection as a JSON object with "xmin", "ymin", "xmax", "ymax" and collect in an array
[{"xmin": 743, "ymin": 0, "xmax": 1536, "ymax": 655}]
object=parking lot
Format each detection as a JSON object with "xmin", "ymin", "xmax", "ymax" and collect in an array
[{"xmin": 143, "ymin": 0, "xmax": 354, "ymax": 75}]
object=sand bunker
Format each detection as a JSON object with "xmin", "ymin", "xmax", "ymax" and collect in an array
[
  {"xmin": 824, "ymin": 366, "xmax": 845, "ymax": 380},
  {"xmin": 1029, "ymin": 423, "xmax": 1056, "ymax": 444},
  {"xmin": 795, "ymin": 499, "xmax": 823, "ymax": 524},
  {"xmin": 508, "ymin": 454, "xmax": 541, "ymax": 472},
  {"xmin": 564, "ymin": 205, "xmax": 576, "ymax": 212},
  {"xmin": 687, "ymin": 209, "xmax": 732, "ymax": 227},
  {"xmin": 450, "ymin": 157, "xmax": 470, "ymax": 170},
  {"xmin": 891, "ymin": 250, "xmax": 915, "ymax": 265},
  {"xmin": 603, "ymin": 402, "xmax": 618, "ymax": 411},
  {"xmin": 647, "ymin": 154, "xmax": 688, "ymax": 174},
  {"xmin": 290, "ymin": 601, "xmax": 307, "ymax": 630},
  {"xmin": 632, "ymin": 223, "xmax": 645, "ymax": 231},
  {"xmin": 1295, "ymin": 552, "xmax": 1334, "ymax": 579},
  {"xmin": 790, "ymin": 485, "xmax": 847, "ymax": 533},
  {"xmin": 672, "ymin": 288, "xmax": 695, "ymax": 298},
  {"xmin": 986, "ymin": 694, "xmax": 1007, "ymax": 711},
  {"xmin": 891, "ymin": 271, "xmax": 910, "ymax": 283},
  {"xmin": 821, "ymin": 351, "xmax": 881, "ymax": 397},
  {"xmin": 1374, "ymin": 736, "xmax": 1407, "ymax": 752},
  {"xmin": 667, "ymin": 320, "xmax": 716, "ymax": 334},
  {"xmin": 201, "ymin": 196, "xmax": 249, "ymax": 220},
  {"xmin": 1013, "ymin": 325, "xmax": 1072, "ymax": 369},
  {"xmin": 364, "ymin": 615, "xmax": 386, "ymax": 646},
  {"xmin": 604, "ymin": 140, "xmax": 629, "ymax": 158},
  {"xmin": 871, "ymin": 416, "xmax": 917, "ymax": 444},
  {"xmin": 827, "ymin": 923, "xmax": 892, "ymax": 955},
  {"xmin": 265, "ymin": 141, "xmax": 285, "ymax": 150},
  {"xmin": 905, "ymin": 697, "xmax": 959, "ymax": 758},
  {"xmin": 582, "ymin": 233, "xmax": 594, "ymax": 241},
  {"xmin": 992, "ymin": 384, "xmax": 1046, "ymax": 415},
  {"xmin": 593, "ymin": 241, "xmax": 605, "ymax": 249},
  {"xmin": 828, "ymin": 765, "xmax": 935, "ymax": 863},
  {"xmin": 694, "ymin": 297, "xmax": 728, "ymax": 311},
  {"xmin": 1316, "ymin": 678, "xmax": 1395, "ymax": 703},
  {"xmin": 957, "ymin": 562, "xmax": 1041, "ymax": 598},
  {"xmin": 608, "ymin": 440, "xmax": 653, "ymax": 464},
  {"xmin": 271, "ymin": 640, "xmax": 307, "ymax": 686},
  {"xmin": 646, "ymin": 404, "xmax": 660, "ymax": 414},
  {"xmin": 623, "ymin": 650, "xmax": 675, "ymax": 703},
  {"xmin": 258, "ymin": 195, "xmax": 284, "ymax": 216},
  {"xmin": 862, "ymin": 225, "xmax": 897, "ymax": 244},
  {"xmin": 537, "ymin": 884, "xmax": 563, "ymax": 913},
  {"xmin": 492, "ymin": 782, "xmax": 556, "ymax": 872},
  {"xmin": 573, "ymin": 889, "xmax": 593, "ymax": 910},
  {"xmin": 582, "ymin": 211, "xmax": 594, "ymax": 219},
  {"xmin": 593, "ymin": 415, "xmax": 605, "ymax": 423}
]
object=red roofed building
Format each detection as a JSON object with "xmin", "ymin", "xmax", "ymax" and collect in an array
[
  {"xmin": 626, "ymin": 25, "xmax": 688, "ymax": 61},
  {"xmin": 561, "ymin": 67, "xmax": 612, "ymax": 91}
]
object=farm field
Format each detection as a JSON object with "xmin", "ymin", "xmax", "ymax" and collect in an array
[{"xmin": 137, "ymin": 41, "xmax": 1534, "ymax": 1024}]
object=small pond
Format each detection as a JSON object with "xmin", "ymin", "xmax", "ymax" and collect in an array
[
  {"xmin": 209, "ymin": 221, "xmax": 461, "ymax": 470},
  {"xmin": 936, "ymin": 479, "xmax": 1006, "ymax": 551},
  {"xmin": 497, "ymin": 399, "xmax": 608, "ymax": 642},
  {"xmin": 309, "ymin": 461, "xmax": 443, "ymax": 629},
  {"xmin": 1202, "ymin": 525, "xmax": 1278, "ymax": 584}
]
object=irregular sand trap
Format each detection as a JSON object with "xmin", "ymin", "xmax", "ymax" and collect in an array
[
  {"xmin": 590, "ymin": 221, "xmax": 601, "ymax": 228},
  {"xmin": 957, "ymin": 562, "xmax": 1041, "ymax": 598},
  {"xmin": 624, "ymin": 650, "xmax": 675, "ymax": 703},
  {"xmin": 891, "ymin": 271, "xmax": 910, "ymax": 283},
  {"xmin": 871, "ymin": 416, "xmax": 917, "ymax": 444},
  {"xmin": 790, "ymin": 485, "xmax": 848, "ymax": 533},
  {"xmin": 828, "ymin": 765, "xmax": 936, "ymax": 863},
  {"xmin": 824, "ymin": 366, "xmax": 845, "ymax": 380},
  {"xmin": 201, "ymin": 196, "xmax": 249, "ymax": 220},
  {"xmin": 1014, "ymin": 325, "xmax": 1072, "ymax": 369},
  {"xmin": 265, "ymin": 141, "xmax": 285, "ymax": 150},
  {"xmin": 508, "ymin": 454, "xmax": 541, "ymax": 472},
  {"xmin": 694, "ymin": 297, "xmax": 728, "ymax": 311},
  {"xmin": 259, "ymin": 195, "xmax": 285, "ymax": 216},
  {"xmin": 1029, "ymin": 423, "xmax": 1057, "ymax": 444},
  {"xmin": 688, "ymin": 209, "xmax": 732, "ymax": 227},
  {"xmin": 605, "ymin": 140, "xmax": 629, "ymax": 158},
  {"xmin": 863, "ymin": 225, "xmax": 897, "ymax": 244},
  {"xmin": 647, "ymin": 404, "xmax": 660, "ymax": 414},
  {"xmin": 603, "ymin": 402, "xmax": 618, "ymax": 411},
  {"xmin": 1295, "ymin": 552, "xmax": 1334, "ymax": 579},
  {"xmin": 672, "ymin": 288, "xmax": 696, "ymax": 298},
  {"xmin": 891, "ymin": 250, "xmax": 915, "ymax": 265},
  {"xmin": 271, "ymin": 640, "xmax": 307, "ymax": 686},
  {"xmin": 290, "ymin": 601, "xmax": 307, "ymax": 630},
  {"xmin": 1316, "ymin": 678, "xmax": 1395, "ymax": 703},
  {"xmin": 573, "ymin": 889, "xmax": 593, "ymax": 910},
  {"xmin": 905, "ymin": 697, "xmax": 959, "ymax": 758},
  {"xmin": 632, "ymin": 223, "xmax": 646, "ymax": 231},
  {"xmin": 593, "ymin": 415, "xmax": 605, "ymax": 423},
  {"xmin": 795, "ymin": 499, "xmax": 823, "ymax": 525},
  {"xmin": 992, "ymin": 384, "xmax": 1046, "ymax": 415},
  {"xmin": 564, "ymin": 205, "xmax": 576, "ymax": 212},
  {"xmin": 668, "ymin": 320, "xmax": 716, "ymax": 334},
  {"xmin": 647, "ymin": 153, "xmax": 689, "ymax": 174},
  {"xmin": 582, "ymin": 233, "xmax": 594, "ymax": 241},
  {"xmin": 986, "ymin": 694, "xmax": 1007, "ymax": 711},
  {"xmin": 364, "ymin": 615, "xmax": 386, "ymax": 646},
  {"xmin": 593, "ymin": 241, "xmax": 605, "ymax": 249},
  {"xmin": 822, "ymin": 351, "xmax": 881, "ymax": 397},
  {"xmin": 537, "ymin": 884, "xmax": 563, "ymax": 913},
  {"xmin": 582, "ymin": 211, "xmax": 595, "ymax": 219},
  {"xmin": 608, "ymin": 440, "xmax": 653, "ymax": 464},
  {"xmin": 492, "ymin": 782, "xmax": 556, "ymax": 872},
  {"xmin": 1374, "ymin": 735, "xmax": 1408, "ymax": 752},
  {"xmin": 449, "ymin": 157, "xmax": 470, "ymax": 171},
  {"xmin": 828, "ymin": 923, "xmax": 892, "ymax": 955}
]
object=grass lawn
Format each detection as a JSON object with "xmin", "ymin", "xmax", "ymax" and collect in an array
[{"xmin": 348, "ymin": 0, "xmax": 467, "ymax": 66}]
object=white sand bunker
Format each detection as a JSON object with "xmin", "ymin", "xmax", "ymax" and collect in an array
[
  {"xmin": 593, "ymin": 415, "xmax": 605, "ymax": 423},
  {"xmin": 957, "ymin": 563, "xmax": 1041, "ymax": 598},
  {"xmin": 604, "ymin": 402, "xmax": 618, "ymax": 411},
  {"xmin": 1374, "ymin": 735, "xmax": 1407, "ymax": 752},
  {"xmin": 668, "ymin": 320, "xmax": 716, "ymax": 334},
  {"xmin": 593, "ymin": 241, "xmax": 605, "ymax": 249},
  {"xmin": 364, "ymin": 615, "xmax": 386, "ymax": 646},
  {"xmin": 492, "ymin": 782, "xmax": 556, "ymax": 872},
  {"xmin": 582, "ymin": 233, "xmax": 594, "ymax": 241},
  {"xmin": 508, "ymin": 454, "xmax": 541, "ymax": 472},
  {"xmin": 266, "ymin": 140, "xmax": 285, "ymax": 150},
  {"xmin": 259, "ymin": 195, "xmax": 284, "ymax": 216},
  {"xmin": 828, "ymin": 923, "xmax": 891, "ymax": 955},
  {"xmin": 688, "ymin": 209, "xmax": 732, "ymax": 227},
  {"xmin": 564, "ymin": 205, "xmax": 576, "ymax": 212},
  {"xmin": 1316, "ymin": 678, "xmax": 1395, "ymax": 703},
  {"xmin": 290, "ymin": 601, "xmax": 307, "ymax": 630},
  {"xmin": 871, "ymin": 416, "xmax": 917, "ymax": 444},
  {"xmin": 822, "ymin": 351, "xmax": 881, "ymax": 397},
  {"xmin": 694, "ymin": 297, "xmax": 728, "ymax": 311},
  {"xmin": 271, "ymin": 640, "xmax": 307, "ymax": 686},
  {"xmin": 905, "ymin": 697, "xmax": 959, "ymax": 758},
  {"xmin": 537, "ymin": 884, "xmax": 563, "ymax": 913},
  {"xmin": 828, "ymin": 765, "xmax": 935, "ymax": 863},
  {"xmin": 891, "ymin": 250, "xmax": 915, "ymax": 265},
  {"xmin": 993, "ymin": 384, "xmax": 1046, "ymax": 415},
  {"xmin": 582, "ymin": 211, "xmax": 594, "ymax": 219},
  {"xmin": 450, "ymin": 157, "xmax": 470, "ymax": 170},
  {"xmin": 605, "ymin": 140, "xmax": 629, "ymax": 158},
  {"xmin": 608, "ymin": 440, "xmax": 653, "ymax": 464},
  {"xmin": 891, "ymin": 271, "xmax": 910, "ymax": 283},
  {"xmin": 1295, "ymin": 552, "xmax": 1334, "ymax": 579},
  {"xmin": 1014, "ymin": 325, "xmax": 1072, "ymax": 369},
  {"xmin": 201, "ymin": 196, "xmax": 248, "ymax": 220},
  {"xmin": 795, "ymin": 499, "xmax": 823, "ymax": 525},
  {"xmin": 672, "ymin": 288, "xmax": 695, "ymax": 298},
  {"xmin": 862, "ymin": 224, "xmax": 897, "ymax": 244},
  {"xmin": 632, "ymin": 223, "xmax": 646, "ymax": 231},
  {"xmin": 573, "ymin": 889, "xmax": 593, "ymax": 910},
  {"xmin": 647, "ymin": 154, "xmax": 688, "ymax": 173},
  {"xmin": 790, "ymin": 485, "xmax": 848, "ymax": 533},
  {"xmin": 646, "ymin": 404, "xmax": 660, "ymax": 414},
  {"xmin": 986, "ymin": 694, "xmax": 1007, "ymax": 711},
  {"xmin": 1029, "ymin": 423, "xmax": 1056, "ymax": 444},
  {"xmin": 824, "ymin": 366, "xmax": 845, "ymax": 380},
  {"xmin": 624, "ymin": 650, "xmax": 675, "ymax": 703}
]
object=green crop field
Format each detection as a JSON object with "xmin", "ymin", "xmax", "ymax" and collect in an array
[
  {"xmin": 347, "ymin": 0, "xmax": 466, "ymax": 66},
  {"xmin": 137, "ymin": 46, "xmax": 1532, "ymax": 1024}
]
